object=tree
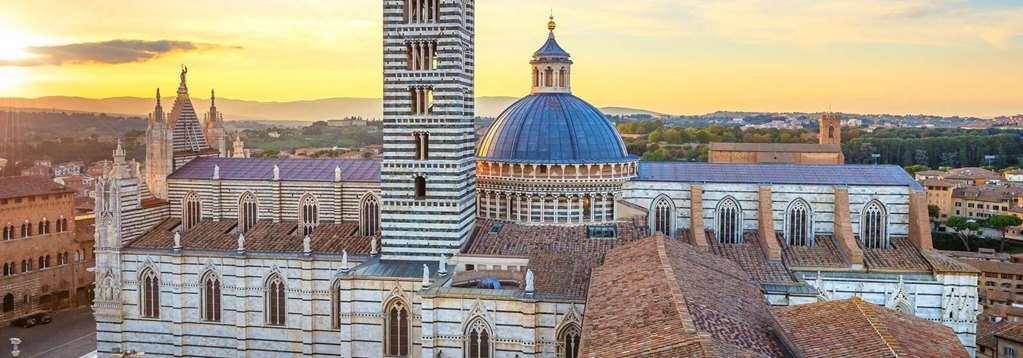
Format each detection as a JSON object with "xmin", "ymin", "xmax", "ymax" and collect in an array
[
  {"xmin": 945, "ymin": 216, "xmax": 979, "ymax": 252},
  {"xmin": 928, "ymin": 205, "xmax": 940, "ymax": 219},
  {"xmin": 905, "ymin": 164, "xmax": 930, "ymax": 176},
  {"xmin": 986, "ymin": 215, "xmax": 1023, "ymax": 252}
]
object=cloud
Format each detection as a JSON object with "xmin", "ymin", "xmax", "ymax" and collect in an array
[{"xmin": 2, "ymin": 39, "xmax": 238, "ymax": 66}]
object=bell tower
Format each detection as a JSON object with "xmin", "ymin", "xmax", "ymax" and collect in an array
[{"xmin": 819, "ymin": 112, "xmax": 842, "ymax": 145}]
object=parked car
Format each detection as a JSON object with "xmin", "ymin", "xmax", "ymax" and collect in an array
[{"xmin": 11, "ymin": 312, "xmax": 52, "ymax": 328}]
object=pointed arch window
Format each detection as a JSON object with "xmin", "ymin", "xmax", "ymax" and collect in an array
[
  {"xmin": 239, "ymin": 192, "xmax": 258, "ymax": 232},
  {"xmin": 464, "ymin": 318, "xmax": 492, "ymax": 358},
  {"xmin": 716, "ymin": 197, "xmax": 743, "ymax": 244},
  {"xmin": 300, "ymin": 194, "xmax": 319, "ymax": 236},
  {"xmin": 182, "ymin": 191, "xmax": 202, "ymax": 230},
  {"xmin": 201, "ymin": 271, "xmax": 221, "ymax": 322},
  {"xmin": 21, "ymin": 221, "xmax": 30, "ymax": 238},
  {"xmin": 786, "ymin": 199, "xmax": 813, "ymax": 246},
  {"xmin": 2, "ymin": 224, "xmax": 12, "ymax": 240},
  {"xmin": 140, "ymin": 268, "xmax": 160, "ymax": 318},
  {"xmin": 861, "ymin": 201, "xmax": 889, "ymax": 249},
  {"xmin": 558, "ymin": 323, "xmax": 581, "ymax": 358},
  {"xmin": 265, "ymin": 274, "xmax": 286, "ymax": 326},
  {"xmin": 652, "ymin": 196, "xmax": 673, "ymax": 236},
  {"xmin": 361, "ymin": 193, "xmax": 380, "ymax": 236},
  {"xmin": 384, "ymin": 299, "xmax": 411, "ymax": 357}
]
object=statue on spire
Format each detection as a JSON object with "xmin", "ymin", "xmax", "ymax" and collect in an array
[
  {"xmin": 156, "ymin": 88, "xmax": 161, "ymax": 105},
  {"xmin": 178, "ymin": 65, "xmax": 189, "ymax": 94},
  {"xmin": 180, "ymin": 65, "xmax": 188, "ymax": 83}
]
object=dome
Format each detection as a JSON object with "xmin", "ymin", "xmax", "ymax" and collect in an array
[{"xmin": 477, "ymin": 93, "xmax": 633, "ymax": 163}]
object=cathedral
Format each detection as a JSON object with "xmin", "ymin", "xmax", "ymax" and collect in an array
[{"xmin": 93, "ymin": 1, "xmax": 979, "ymax": 357}]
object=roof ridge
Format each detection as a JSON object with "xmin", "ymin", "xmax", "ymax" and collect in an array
[
  {"xmin": 851, "ymin": 297, "xmax": 901, "ymax": 357},
  {"xmin": 654, "ymin": 235, "xmax": 699, "ymax": 333}
]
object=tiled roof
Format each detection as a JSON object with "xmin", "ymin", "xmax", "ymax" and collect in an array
[
  {"xmin": 580, "ymin": 236, "xmax": 784, "ymax": 357},
  {"xmin": 945, "ymin": 167, "xmax": 1002, "ymax": 181},
  {"xmin": 964, "ymin": 258, "xmax": 1023, "ymax": 276},
  {"xmin": 636, "ymin": 162, "xmax": 923, "ymax": 190},
  {"xmin": 708, "ymin": 231, "xmax": 794, "ymax": 284},
  {"xmin": 779, "ymin": 235, "xmax": 848, "ymax": 269},
  {"xmin": 773, "ymin": 297, "xmax": 969, "ymax": 358},
  {"xmin": 461, "ymin": 219, "xmax": 645, "ymax": 298},
  {"xmin": 977, "ymin": 315, "xmax": 1011, "ymax": 350},
  {"xmin": 919, "ymin": 250, "xmax": 980, "ymax": 274},
  {"xmin": 0, "ymin": 176, "xmax": 74, "ymax": 200},
  {"xmin": 124, "ymin": 218, "xmax": 374, "ymax": 255},
  {"xmin": 169, "ymin": 157, "xmax": 381, "ymax": 182},
  {"xmin": 953, "ymin": 184, "xmax": 1020, "ymax": 203},
  {"xmin": 709, "ymin": 142, "xmax": 842, "ymax": 153},
  {"xmin": 861, "ymin": 237, "xmax": 932, "ymax": 272}
]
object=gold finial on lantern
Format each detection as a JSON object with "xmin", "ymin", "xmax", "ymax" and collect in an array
[{"xmin": 547, "ymin": 14, "xmax": 556, "ymax": 31}]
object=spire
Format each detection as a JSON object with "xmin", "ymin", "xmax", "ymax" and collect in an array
[
  {"xmin": 156, "ymin": 88, "xmax": 162, "ymax": 107},
  {"xmin": 210, "ymin": 89, "xmax": 216, "ymax": 107}
]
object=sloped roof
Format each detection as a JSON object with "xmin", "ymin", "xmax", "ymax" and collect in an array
[
  {"xmin": 124, "ymin": 218, "xmax": 374, "ymax": 255},
  {"xmin": 637, "ymin": 162, "xmax": 923, "ymax": 191},
  {"xmin": 169, "ymin": 157, "xmax": 381, "ymax": 182},
  {"xmin": 709, "ymin": 142, "xmax": 841, "ymax": 153},
  {"xmin": 773, "ymin": 298, "xmax": 969, "ymax": 358},
  {"xmin": 0, "ymin": 176, "xmax": 73, "ymax": 200},
  {"xmin": 580, "ymin": 235, "xmax": 783, "ymax": 357}
]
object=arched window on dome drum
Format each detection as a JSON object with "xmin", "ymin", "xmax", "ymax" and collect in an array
[
  {"xmin": 265, "ymin": 274, "xmax": 286, "ymax": 326},
  {"xmin": 860, "ymin": 201, "xmax": 889, "ymax": 249},
  {"xmin": 544, "ymin": 67, "xmax": 554, "ymax": 87},
  {"xmin": 384, "ymin": 299, "xmax": 411, "ymax": 357},
  {"xmin": 201, "ymin": 271, "xmax": 221, "ymax": 322},
  {"xmin": 182, "ymin": 191, "xmax": 202, "ymax": 230},
  {"xmin": 582, "ymin": 195, "xmax": 592, "ymax": 222},
  {"xmin": 139, "ymin": 267, "xmax": 160, "ymax": 318},
  {"xmin": 559, "ymin": 67, "xmax": 568, "ymax": 88},
  {"xmin": 558, "ymin": 323, "xmax": 581, "ymax": 358},
  {"xmin": 239, "ymin": 192, "xmax": 258, "ymax": 233},
  {"xmin": 414, "ymin": 176, "xmax": 427, "ymax": 200},
  {"xmin": 300, "ymin": 194, "xmax": 318, "ymax": 236},
  {"xmin": 786, "ymin": 199, "xmax": 813, "ymax": 246},
  {"xmin": 361, "ymin": 194, "xmax": 380, "ymax": 236},
  {"xmin": 716, "ymin": 197, "xmax": 742, "ymax": 244},
  {"xmin": 465, "ymin": 318, "xmax": 492, "ymax": 358},
  {"xmin": 653, "ymin": 197, "xmax": 672, "ymax": 236}
]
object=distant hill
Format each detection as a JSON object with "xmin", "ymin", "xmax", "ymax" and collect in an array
[{"xmin": 0, "ymin": 95, "xmax": 667, "ymax": 122}]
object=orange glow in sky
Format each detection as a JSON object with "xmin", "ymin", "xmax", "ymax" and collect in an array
[{"xmin": 2, "ymin": 1, "xmax": 1022, "ymax": 117}]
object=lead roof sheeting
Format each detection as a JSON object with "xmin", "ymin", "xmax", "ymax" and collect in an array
[
  {"xmin": 636, "ymin": 162, "xmax": 922, "ymax": 190},
  {"xmin": 169, "ymin": 157, "xmax": 381, "ymax": 182}
]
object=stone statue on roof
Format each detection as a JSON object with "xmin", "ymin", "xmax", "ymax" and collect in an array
[
  {"xmin": 525, "ymin": 269, "xmax": 535, "ymax": 293},
  {"xmin": 422, "ymin": 264, "xmax": 430, "ymax": 287},
  {"xmin": 173, "ymin": 231, "xmax": 181, "ymax": 249},
  {"xmin": 237, "ymin": 233, "xmax": 245, "ymax": 252},
  {"xmin": 303, "ymin": 235, "xmax": 312, "ymax": 254}
]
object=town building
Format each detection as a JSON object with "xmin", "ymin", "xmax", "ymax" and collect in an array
[
  {"xmin": 707, "ymin": 113, "xmax": 845, "ymax": 165},
  {"xmin": 1, "ymin": 176, "xmax": 95, "ymax": 326},
  {"xmin": 977, "ymin": 319, "xmax": 1023, "ymax": 358},
  {"xmin": 92, "ymin": 5, "xmax": 981, "ymax": 357},
  {"xmin": 917, "ymin": 169, "xmax": 948, "ymax": 181},
  {"xmin": 946, "ymin": 167, "xmax": 1005, "ymax": 187},
  {"xmin": 327, "ymin": 118, "xmax": 369, "ymax": 127},
  {"xmin": 952, "ymin": 185, "xmax": 1023, "ymax": 221},
  {"xmin": 926, "ymin": 178, "xmax": 955, "ymax": 219}
]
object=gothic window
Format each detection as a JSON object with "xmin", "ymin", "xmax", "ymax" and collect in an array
[
  {"xmin": 2, "ymin": 224, "xmax": 11, "ymax": 240},
  {"xmin": 265, "ymin": 274, "xmax": 286, "ymax": 326},
  {"xmin": 544, "ymin": 67, "xmax": 554, "ymax": 87},
  {"xmin": 414, "ymin": 176, "xmax": 427, "ymax": 200},
  {"xmin": 140, "ymin": 267, "xmax": 160, "ymax": 318},
  {"xmin": 361, "ymin": 193, "xmax": 380, "ymax": 236},
  {"xmin": 409, "ymin": 87, "xmax": 433, "ymax": 115},
  {"xmin": 201, "ymin": 271, "xmax": 221, "ymax": 322},
  {"xmin": 2, "ymin": 262, "xmax": 12, "ymax": 276},
  {"xmin": 2, "ymin": 293, "xmax": 12, "ymax": 312},
  {"xmin": 716, "ymin": 197, "xmax": 743, "ymax": 244},
  {"xmin": 384, "ymin": 299, "xmax": 411, "ymax": 357},
  {"xmin": 38, "ymin": 256, "xmax": 44, "ymax": 269},
  {"xmin": 21, "ymin": 221, "xmax": 30, "ymax": 238},
  {"xmin": 652, "ymin": 196, "xmax": 673, "ymax": 236},
  {"xmin": 464, "ymin": 318, "xmax": 492, "ymax": 358},
  {"xmin": 239, "ymin": 192, "xmax": 258, "ymax": 232},
  {"xmin": 20, "ymin": 260, "xmax": 29, "ymax": 272},
  {"xmin": 786, "ymin": 199, "xmax": 813, "ymax": 246},
  {"xmin": 861, "ymin": 200, "xmax": 889, "ymax": 249},
  {"xmin": 558, "ymin": 324, "xmax": 581, "ymax": 358},
  {"xmin": 300, "ymin": 194, "xmax": 318, "ymax": 236},
  {"xmin": 404, "ymin": 0, "xmax": 438, "ymax": 23},
  {"xmin": 182, "ymin": 191, "xmax": 202, "ymax": 230},
  {"xmin": 38, "ymin": 219, "xmax": 50, "ymax": 235}
]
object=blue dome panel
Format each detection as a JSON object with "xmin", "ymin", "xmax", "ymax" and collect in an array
[{"xmin": 477, "ymin": 93, "xmax": 633, "ymax": 163}]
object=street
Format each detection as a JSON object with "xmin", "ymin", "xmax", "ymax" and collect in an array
[{"xmin": 1, "ymin": 307, "xmax": 96, "ymax": 358}]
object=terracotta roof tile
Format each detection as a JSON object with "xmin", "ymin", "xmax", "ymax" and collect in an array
[
  {"xmin": 708, "ymin": 231, "xmax": 794, "ymax": 284},
  {"xmin": 862, "ymin": 237, "xmax": 931, "ymax": 272},
  {"xmin": 125, "ymin": 218, "xmax": 374, "ymax": 255},
  {"xmin": 779, "ymin": 234, "xmax": 848, "ymax": 269},
  {"xmin": 0, "ymin": 176, "xmax": 73, "ymax": 200},
  {"xmin": 773, "ymin": 298, "xmax": 968, "ymax": 358}
]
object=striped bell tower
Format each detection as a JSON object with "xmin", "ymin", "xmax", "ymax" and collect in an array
[{"xmin": 380, "ymin": 0, "xmax": 477, "ymax": 260}]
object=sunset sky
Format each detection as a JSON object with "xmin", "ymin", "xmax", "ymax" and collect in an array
[{"xmin": 2, "ymin": 0, "xmax": 1022, "ymax": 117}]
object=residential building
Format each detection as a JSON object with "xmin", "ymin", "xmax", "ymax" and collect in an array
[
  {"xmin": 926, "ymin": 178, "xmax": 955, "ymax": 219},
  {"xmin": 1, "ymin": 176, "xmax": 94, "ymax": 326}
]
